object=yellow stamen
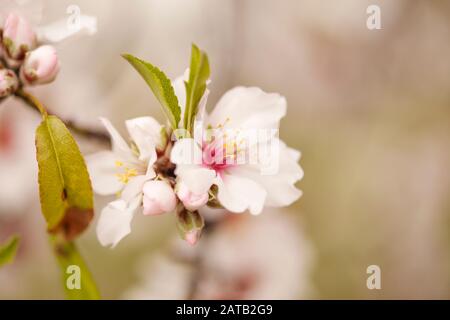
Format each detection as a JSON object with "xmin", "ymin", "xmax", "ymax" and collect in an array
[
  {"xmin": 115, "ymin": 167, "xmax": 138, "ymax": 183},
  {"xmin": 115, "ymin": 160, "xmax": 124, "ymax": 167}
]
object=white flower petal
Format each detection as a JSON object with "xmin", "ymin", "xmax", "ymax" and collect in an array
[
  {"xmin": 37, "ymin": 14, "xmax": 97, "ymax": 43},
  {"xmin": 170, "ymin": 138, "xmax": 202, "ymax": 166},
  {"xmin": 146, "ymin": 165, "xmax": 156, "ymax": 177},
  {"xmin": 228, "ymin": 140, "xmax": 303, "ymax": 207},
  {"xmin": 121, "ymin": 174, "xmax": 153, "ymax": 203},
  {"xmin": 176, "ymin": 166, "xmax": 216, "ymax": 195},
  {"xmin": 207, "ymin": 87, "xmax": 286, "ymax": 131},
  {"xmin": 99, "ymin": 117, "xmax": 133, "ymax": 160},
  {"xmin": 86, "ymin": 151, "xmax": 123, "ymax": 196},
  {"xmin": 286, "ymin": 147, "xmax": 301, "ymax": 162},
  {"xmin": 125, "ymin": 116, "xmax": 161, "ymax": 162},
  {"xmin": 96, "ymin": 198, "xmax": 140, "ymax": 248},
  {"xmin": 216, "ymin": 173, "xmax": 267, "ymax": 215}
]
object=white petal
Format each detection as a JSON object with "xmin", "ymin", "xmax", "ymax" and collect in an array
[
  {"xmin": 228, "ymin": 139, "xmax": 303, "ymax": 207},
  {"xmin": 125, "ymin": 117, "xmax": 161, "ymax": 162},
  {"xmin": 171, "ymin": 139, "xmax": 215, "ymax": 195},
  {"xmin": 99, "ymin": 117, "xmax": 133, "ymax": 160},
  {"xmin": 216, "ymin": 173, "xmax": 267, "ymax": 215},
  {"xmin": 121, "ymin": 174, "xmax": 153, "ymax": 203},
  {"xmin": 37, "ymin": 14, "xmax": 97, "ymax": 43},
  {"xmin": 170, "ymin": 138, "xmax": 202, "ymax": 166},
  {"xmin": 287, "ymin": 147, "xmax": 301, "ymax": 162},
  {"xmin": 207, "ymin": 87, "xmax": 287, "ymax": 131},
  {"xmin": 176, "ymin": 166, "xmax": 216, "ymax": 195},
  {"xmin": 96, "ymin": 198, "xmax": 140, "ymax": 248},
  {"xmin": 146, "ymin": 165, "xmax": 156, "ymax": 177},
  {"xmin": 86, "ymin": 151, "xmax": 123, "ymax": 196}
]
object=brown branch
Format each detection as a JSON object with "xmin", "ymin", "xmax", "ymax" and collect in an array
[{"xmin": 14, "ymin": 89, "xmax": 111, "ymax": 146}]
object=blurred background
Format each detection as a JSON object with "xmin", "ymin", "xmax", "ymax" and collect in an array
[{"xmin": 1, "ymin": 0, "xmax": 449, "ymax": 299}]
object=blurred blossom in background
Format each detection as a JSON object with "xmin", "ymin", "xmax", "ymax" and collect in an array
[
  {"xmin": 124, "ymin": 211, "xmax": 314, "ymax": 300},
  {"xmin": 1, "ymin": 0, "xmax": 449, "ymax": 299}
]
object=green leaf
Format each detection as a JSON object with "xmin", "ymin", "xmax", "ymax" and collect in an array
[
  {"xmin": 35, "ymin": 115, "xmax": 94, "ymax": 240},
  {"xmin": 50, "ymin": 236, "xmax": 100, "ymax": 300},
  {"xmin": 122, "ymin": 53, "xmax": 181, "ymax": 129},
  {"xmin": 0, "ymin": 235, "xmax": 20, "ymax": 267},
  {"xmin": 184, "ymin": 44, "xmax": 210, "ymax": 133}
]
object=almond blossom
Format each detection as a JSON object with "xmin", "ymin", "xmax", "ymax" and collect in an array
[
  {"xmin": 124, "ymin": 211, "xmax": 314, "ymax": 299},
  {"xmin": 87, "ymin": 117, "xmax": 176, "ymax": 247},
  {"xmin": 89, "ymin": 47, "xmax": 303, "ymax": 247},
  {"xmin": 171, "ymin": 72, "xmax": 304, "ymax": 215}
]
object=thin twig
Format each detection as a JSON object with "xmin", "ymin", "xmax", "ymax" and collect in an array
[
  {"xmin": 15, "ymin": 88, "xmax": 48, "ymax": 118},
  {"xmin": 14, "ymin": 89, "xmax": 111, "ymax": 146}
]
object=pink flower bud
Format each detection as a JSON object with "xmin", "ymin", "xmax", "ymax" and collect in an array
[
  {"xmin": 20, "ymin": 45, "xmax": 60, "ymax": 86},
  {"xmin": 184, "ymin": 229, "xmax": 202, "ymax": 246},
  {"xmin": 2, "ymin": 13, "xmax": 37, "ymax": 62},
  {"xmin": 0, "ymin": 69, "xmax": 19, "ymax": 98},
  {"xmin": 142, "ymin": 180, "xmax": 177, "ymax": 216},
  {"xmin": 176, "ymin": 182, "xmax": 209, "ymax": 211},
  {"xmin": 176, "ymin": 209, "xmax": 204, "ymax": 246}
]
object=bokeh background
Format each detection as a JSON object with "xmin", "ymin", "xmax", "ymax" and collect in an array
[{"xmin": 1, "ymin": 0, "xmax": 449, "ymax": 299}]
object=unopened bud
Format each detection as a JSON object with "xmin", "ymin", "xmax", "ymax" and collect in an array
[
  {"xmin": 0, "ymin": 69, "xmax": 19, "ymax": 98},
  {"xmin": 2, "ymin": 13, "xmax": 36, "ymax": 62},
  {"xmin": 142, "ymin": 180, "xmax": 177, "ymax": 216},
  {"xmin": 20, "ymin": 45, "xmax": 60, "ymax": 86},
  {"xmin": 176, "ymin": 208, "xmax": 204, "ymax": 246},
  {"xmin": 176, "ymin": 182, "xmax": 209, "ymax": 211}
]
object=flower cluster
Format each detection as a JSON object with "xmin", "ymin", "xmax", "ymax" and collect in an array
[
  {"xmin": 89, "ymin": 52, "xmax": 304, "ymax": 248},
  {"xmin": 0, "ymin": 13, "xmax": 59, "ymax": 98}
]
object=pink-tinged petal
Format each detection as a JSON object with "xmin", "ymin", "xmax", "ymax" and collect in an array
[
  {"xmin": 185, "ymin": 229, "xmax": 201, "ymax": 246},
  {"xmin": 176, "ymin": 166, "xmax": 216, "ymax": 195},
  {"xmin": 86, "ymin": 151, "xmax": 123, "ymax": 196},
  {"xmin": 20, "ymin": 45, "xmax": 60, "ymax": 86},
  {"xmin": 216, "ymin": 173, "xmax": 267, "ymax": 215},
  {"xmin": 142, "ymin": 180, "xmax": 177, "ymax": 216},
  {"xmin": 176, "ymin": 181, "xmax": 209, "ymax": 211},
  {"xmin": 2, "ymin": 13, "xmax": 37, "ymax": 61},
  {"xmin": 96, "ymin": 198, "xmax": 140, "ymax": 248}
]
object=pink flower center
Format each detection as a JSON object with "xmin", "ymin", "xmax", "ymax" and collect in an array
[{"xmin": 200, "ymin": 126, "xmax": 245, "ymax": 173}]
